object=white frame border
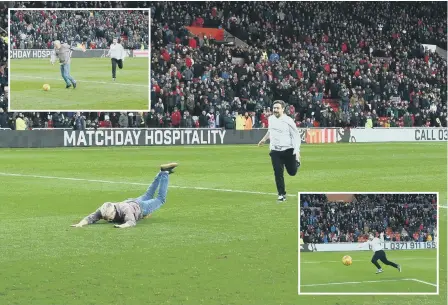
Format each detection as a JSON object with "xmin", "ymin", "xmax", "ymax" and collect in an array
[
  {"xmin": 297, "ymin": 192, "xmax": 440, "ymax": 296},
  {"xmin": 7, "ymin": 7, "xmax": 151, "ymax": 112}
]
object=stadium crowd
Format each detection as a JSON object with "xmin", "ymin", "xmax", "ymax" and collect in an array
[
  {"xmin": 300, "ymin": 194, "xmax": 437, "ymax": 244},
  {"xmin": 151, "ymin": 1, "xmax": 446, "ymax": 128},
  {"xmin": 0, "ymin": 110, "xmax": 264, "ymax": 130},
  {"xmin": 0, "ymin": 2, "xmax": 7, "ymax": 100},
  {"xmin": 1, "ymin": 1, "xmax": 447, "ymax": 129},
  {"xmin": 10, "ymin": 8, "xmax": 149, "ymax": 50},
  {"xmin": 0, "ymin": 111, "xmax": 180, "ymax": 130}
]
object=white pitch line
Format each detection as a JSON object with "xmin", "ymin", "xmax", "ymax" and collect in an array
[
  {"xmin": 0, "ymin": 172, "xmax": 293, "ymax": 197},
  {"xmin": 300, "ymin": 279, "xmax": 405, "ymax": 287},
  {"xmin": 0, "ymin": 173, "xmax": 445, "ymax": 205},
  {"xmin": 408, "ymin": 278, "xmax": 438, "ymax": 287},
  {"xmin": 301, "ymin": 257, "xmax": 436, "ymax": 264},
  {"xmin": 14, "ymin": 75, "xmax": 148, "ymax": 87},
  {"xmin": 301, "ymin": 278, "xmax": 437, "ymax": 288}
]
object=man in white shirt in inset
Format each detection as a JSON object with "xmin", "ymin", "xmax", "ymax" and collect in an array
[
  {"xmin": 258, "ymin": 100, "xmax": 301, "ymax": 202},
  {"xmin": 107, "ymin": 38, "xmax": 125, "ymax": 81},
  {"xmin": 359, "ymin": 233, "xmax": 401, "ymax": 274}
]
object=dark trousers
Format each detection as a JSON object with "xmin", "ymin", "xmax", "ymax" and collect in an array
[
  {"xmin": 371, "ymin": 250, "xmax": 398, "ymax": 269},
  {"xmin": 270, "ymin": 148, "xmax": 298, "ymax": 196},
  {"xmin": 111, "ymin": 58, "xmax": 123, "ymax": 78}
]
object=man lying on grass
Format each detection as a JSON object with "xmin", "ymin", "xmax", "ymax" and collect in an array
[{"xmin": 71, "ymin": 163, "xmax": 178, "ymax": 229}]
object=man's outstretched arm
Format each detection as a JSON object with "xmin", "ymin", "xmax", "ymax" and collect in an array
[
  {"xmin": 258, "ymin": 131, "xmax": 270, "ymax": 146},
  {"xmin": 357, "ymin": 240, "xmax": 370, "ymax": 248},
  {"xmin": 67, "ymin": 43, "xmax": 85, "ymax": 52},
  {"xmin": 71, "ymin": 209, "xmax": 102, "ymax": 227},
  {"xmin": 288, "ymin": 120, "xmax": 301, "ymax": 160}
]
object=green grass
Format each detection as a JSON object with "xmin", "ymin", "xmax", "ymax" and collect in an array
[
  {"xmin": 300, "ymin": 250, "xmax": 437, "ymax": 293},
  {"xmin": 9, "ymin": 57, "xmax": 149, "ymax": 110},
  {"xmin": 0, "ymin": 143, "xmax": 446, "ymax": 305}
]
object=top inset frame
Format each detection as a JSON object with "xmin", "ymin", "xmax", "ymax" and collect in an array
[{"xmin": 8, "ymin": 8, "xmax": 150, "ymax": 112}]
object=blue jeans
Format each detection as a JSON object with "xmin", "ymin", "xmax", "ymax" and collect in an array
[
  {"xmin": 135, "ymin": 171, "xmax": 170, "ymax": 216},
  {"xmin": 60, "ymin": 63, "xmax": 76, "ymax": 86}
]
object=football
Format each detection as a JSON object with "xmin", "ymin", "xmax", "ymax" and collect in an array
[
  {"xmin": 43, "ymin": 84, "xmax": 51, "ymax": 91},
  {"xmin": 342, "ymin": 255, "xmax": 353, "ymax": 266}
]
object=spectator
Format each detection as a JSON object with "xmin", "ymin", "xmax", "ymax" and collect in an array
[
  {"xmin": 128, "ymin": 113, "xmax": 134, "ymax": 127},
  {"xmin": 0, "ymin": 107, "xmax": 7, "ymax": 127},
  {"xmin": 10, "ymin": 9, "xmax": 149, "ymax": 50},
  {"xmin": 180, "ymin": 110, "xmax": 193, "ymax": 128},
  {"xmin": 223, "ymin": 111, "xmax": 235, "ymax": 129},
  {"xmin": 146, "ymin": 109, "xmax": 158, "ymax": 127},
  {"xmin": 73, "ymin": 112, "xmax": 86, "ymax": 130},
  {"xmin": 243, "ymin": 112, "xmax": 252, "ymax": 130},
  {"xmin": 135, "ymin": 112, "xmax": 145, "ymax": 128},
  {"xmin": 31, "ymin": 112, "xmax": 42, "ymax": 128},
  {"xmin": 15, "ymin": 113, "xmax": 26, "ymax": 130},
  {"xmin": 118, "ymin": 112, "xmax": 128, "ymax": 128},
  {"xmin": 171, "ymin": 107, "xmax": 181, "ymax": 128},
  {"xmin": 199, "ymin": 110, "xmax": 208, "ymax": 127}
]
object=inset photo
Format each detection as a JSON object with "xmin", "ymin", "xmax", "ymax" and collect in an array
[
  {"xmin": 298, "ymin": 192, "xmax": 438, "ymax": 295},
  {"xmin": 9, "ymin": 8, "xmax": 149, "ymax": 111}
]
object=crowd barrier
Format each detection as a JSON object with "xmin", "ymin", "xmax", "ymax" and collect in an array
[
  {"xmin": 300, "ymin": 241, "xmax": 437, "ymax": 252},
  {"xmin": 0, "ymin": 127, "xmax": 445, "ymax": 148},
  {"xmin": 9, "ymin": 48, "xmax": 146, "ymax": 59}
]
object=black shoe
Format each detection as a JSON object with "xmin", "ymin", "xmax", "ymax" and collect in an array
[
  {"xmin": 73, "ymin": 82, "xmax": 77, "ymax": 89},
  {"xmin": 277, "ymin": 195, "xmax": 286, "ymax": 202},
  {"xmin": 160, "ymin": 163, "xmax": 178, "ymax": 174},
  {"xmin": 66, "ymin": 84, "xmax": 72, "ymax": 89}
]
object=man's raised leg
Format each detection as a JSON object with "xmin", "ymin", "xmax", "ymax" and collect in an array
[
  {"xmin": 136, "ymin": 172, "xmax": 163, "ymax": 202},
  {"xmin": 139, "ymin": 164, "xmax": 176, "ymax": 216}
]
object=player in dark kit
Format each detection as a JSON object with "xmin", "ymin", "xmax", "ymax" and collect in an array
[
  {"xmin": 258, "ymin": 100, "xmax": 301, "ymax": 202},
  {"xmin": 107, "ymin": 38, "xmax": 125, "ymax": 81},
  {"xmin": 359, "ymin": 233, "xmax": 401, "ymax": 274}
]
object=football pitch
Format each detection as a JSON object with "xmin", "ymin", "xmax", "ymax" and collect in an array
[
  {"xmin": 9, "ymin": 57, "xmax": 149, "ymax": 111},
  {"xmin": 0, "ymin": 143, "xmax": 446, "ymax": 305},
  {"xmin": 300, "ymin": 250, "xmax": 437, "ymax": 294}
]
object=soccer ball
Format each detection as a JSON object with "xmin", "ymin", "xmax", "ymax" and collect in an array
[
  {"xmin": 342, "ymin": 255, "xmax": 353, "ymax": 266},
  {"xmin": 43, "ymin": 84, "xmax": 50, "ymax": 91}
]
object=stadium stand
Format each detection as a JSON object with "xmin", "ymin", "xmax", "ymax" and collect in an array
[
  {"xmin": 0, "ymin": 2, "xmax": 8, "ymax": 101},
  {"xmin": 1, "ymin": 1, "xmax": 446, "ymax": 129},
  {"xmin": 300, "ymin": 194, "xmax": 437, "ymax": 244},
  {"xmin": 10, "ymin": 9, "xmax": 149, "ymax": 50}
]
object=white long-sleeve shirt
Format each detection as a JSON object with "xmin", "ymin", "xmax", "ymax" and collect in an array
[
  {"xmin": 360, "ymin": 237, "xmax": 384, "ymax": 252},
  {"xmin": 268, "ymin": 114, "xmax": 301, "ymax": 155},
  {"xmin": 108, "ymin": 43, "xmax": 125, "ymax": 60}
]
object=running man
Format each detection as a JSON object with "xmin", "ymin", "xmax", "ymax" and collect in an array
[
  {"xmin": 50, "ymin": 40, "xmax": 79, "ymax": 89},
  {"xmin": 70, "ymin": 163, "xmax": 178, "ymax": 229},
  {"xmin": 107, "ymin": 38, "xmax": 125, "ymax": 81},
  {"xmin": 258, "ymin": 100, "xmax": 301, "ymax": 202},
  {"xmin": 359, "ymin": 233, "xmax": 401, "ymax": 274}
]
